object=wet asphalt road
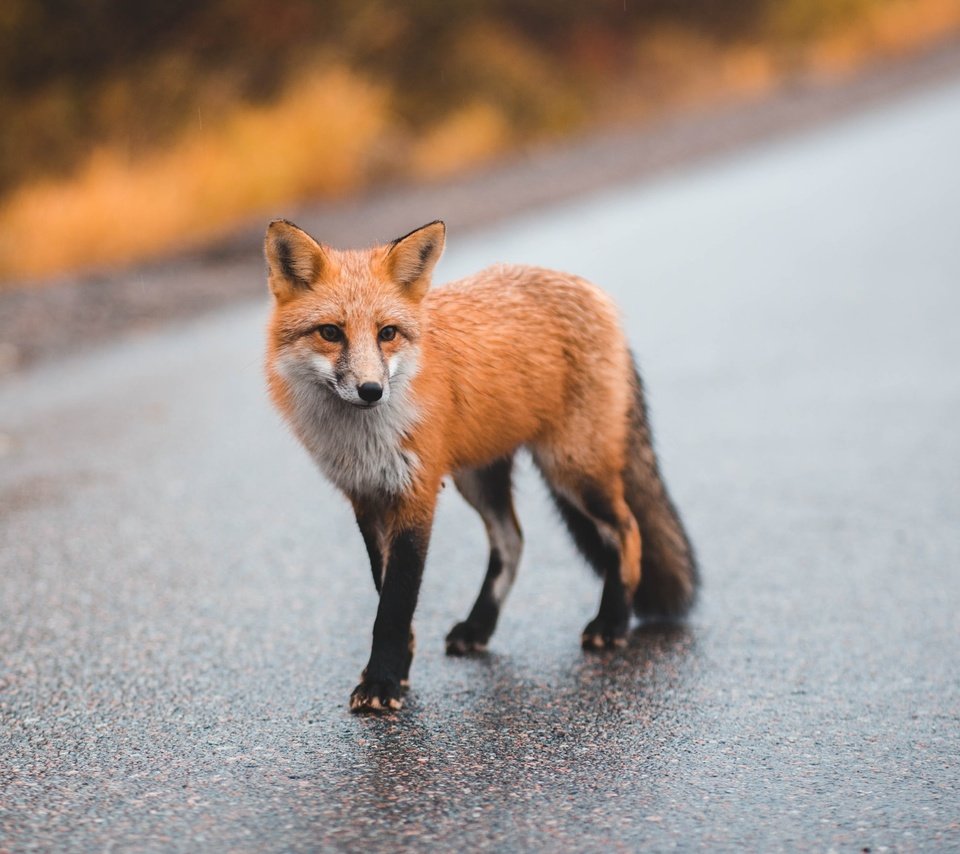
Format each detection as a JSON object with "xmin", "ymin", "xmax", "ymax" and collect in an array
[{"xmin": 3, "ymin": 76, "xmax": 960, "ymax": 851}]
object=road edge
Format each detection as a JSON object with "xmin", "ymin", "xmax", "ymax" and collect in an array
[{"xmin": 2, "ymin": 37, "xmax": 960, "ymax": 373}]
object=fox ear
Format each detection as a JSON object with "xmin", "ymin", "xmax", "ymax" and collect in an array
[
  {"xmin": 264, "ymin": 219, "xmax": 327, "ymax": 301},
  {"xmin": 386, "ymin": 220, "xmax": 446, "ymax": 300}
]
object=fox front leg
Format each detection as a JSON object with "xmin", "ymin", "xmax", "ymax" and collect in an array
[
  {"xmin": 353, "ymin": 503, "xmax": 416, "ymax": 692},
  {"xmin": 354, "ymin": 505, "xmax": 387, "ymax": 594},
  {"xmin": 350, "ymin": 512, "xmax": 433, "ymax": 713}
]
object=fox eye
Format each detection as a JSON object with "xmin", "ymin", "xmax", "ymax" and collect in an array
[
  {"xmin": 378, "ymin": 325, "xmax": 397, "ymax": 342},
  {"xmin": 317, "ymin": 324, "xmax": 343, "ymax": 342}
]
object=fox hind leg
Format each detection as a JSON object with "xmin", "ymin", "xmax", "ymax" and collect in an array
[
  {"xmin": 446, "ymin": 457, "xmax": 523, "ymax": 655},
  {"xmin": 544, "ymin": 475, "xmax": 641, "ymax": 650}
]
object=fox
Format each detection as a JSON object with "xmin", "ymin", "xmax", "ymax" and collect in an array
[{"xmin": 263, "ymin": 218, "xmax": 697, "ymax": 713}]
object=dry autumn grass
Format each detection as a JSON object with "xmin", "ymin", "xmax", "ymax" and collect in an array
[
  {"xmin": 0, "ymin": 68, "xmax": 388, "ymax": 280},
  {"xmin": 1, "ymin": 0, "xmax": 958, "ymax": 284}
]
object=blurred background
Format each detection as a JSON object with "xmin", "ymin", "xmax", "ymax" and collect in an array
[
  {"xmin": 2, "ymin": 0, "xmax": 959, "ymax": 283},
  {"xmin": 3, "ymin": 5, "xmax": 960, "ymax": 848}
]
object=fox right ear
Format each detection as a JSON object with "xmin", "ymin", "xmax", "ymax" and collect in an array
[
  {"xmin": 264, "ymin": 219, "xmax": 327, "ymax": 301},
  {"xmin": 385, "ymin": 220, "xmax": 446, "ymax": 301}
]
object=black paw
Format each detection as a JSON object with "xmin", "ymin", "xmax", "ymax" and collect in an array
[
  {"xmin": 581, "ymin": 616, "xmax": 628, "ymax": 651},
  {"xmin": 349, "ymin": 678, "xmax": 403, "ymax": 713},
  {"xmin": 445, "ymin": 620, "xmax": 490, "ymax": 656}
]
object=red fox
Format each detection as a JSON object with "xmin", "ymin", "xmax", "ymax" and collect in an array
[{"xmin": 264, "ymin": 219, "xmax": 697, "ymax": 713}]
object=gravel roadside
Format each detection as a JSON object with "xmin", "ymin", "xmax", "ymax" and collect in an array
[{"xmin": 2, "ymin": 37, "xmax": 960, "ymax": 373}]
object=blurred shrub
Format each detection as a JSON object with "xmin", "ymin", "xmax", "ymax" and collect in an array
[
  {"xmin": 410, "ymin": 102, "xmax": 512, "ymax": 180},
  {"xmin": 1, "ymin": 0, "xmax": 958, "ymax": 278},
  {"xmin": 0, "ymin": 0, "xmax": 769, "ymax": 196},
  {"xmin": 0, "ymin": 67, "xmax": 386, "ymax": 278},
  {"xmin": 768, "ymin": 0, "xmax": 877, "ymax": 42}
]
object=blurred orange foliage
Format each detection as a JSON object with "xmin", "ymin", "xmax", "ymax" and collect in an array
[
  {"xmin": 0, "ymin": 0, "xmax": 958, "ymax": 282},
  {"xmin": 0, "ymin": 68, "xmax": 387, "ymax": 279}
]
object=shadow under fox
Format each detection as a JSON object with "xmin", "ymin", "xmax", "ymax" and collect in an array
[{"xmin": 264, "ymin": 219, "xmax": 697, "ymax": 713}]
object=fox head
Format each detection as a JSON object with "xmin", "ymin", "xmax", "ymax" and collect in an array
[{"xmin": 264, "ymin": 219, "xmax": 445, "ymax": 409}]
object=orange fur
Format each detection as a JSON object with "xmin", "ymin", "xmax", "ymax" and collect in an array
[
  {"xmin": 265, "ymin": 224, "xmax": 635, "ymax": 551},
  {"xmin": 263, "ymin": 219, "xmax": 695, "ymax": 710}
]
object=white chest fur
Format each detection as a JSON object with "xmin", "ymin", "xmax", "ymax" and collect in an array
[{"xmin": 280, "ymin": 364, "xmax": 421, "ymax": 498}]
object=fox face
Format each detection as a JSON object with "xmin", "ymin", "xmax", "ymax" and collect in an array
[
  {"xmin": 265, "ymin": 219, "xmax": 444, "ymax": 407},
  {"xmin": 307, "ymin": 318, "xmax": 409, "ymax": 408},
  {"xmin": 265, "ymin": 219, "xmax": 445, "ymax": 496},
  {"xmin": 274, "ymin": 276, "xmax": 422, "ymax": 410}
]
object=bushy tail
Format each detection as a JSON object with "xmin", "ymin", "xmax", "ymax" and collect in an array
[{"xmin": 623, "ymin": 361, "xmax": 698, "ymax": 618}]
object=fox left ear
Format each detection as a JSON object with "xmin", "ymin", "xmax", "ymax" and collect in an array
[{"xmin": 385, "ymin": 220, "xmax": 446, "ymax": 300}]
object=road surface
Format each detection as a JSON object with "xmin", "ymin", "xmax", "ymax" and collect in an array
[{"xmin": 2, "ymin": 75, "xmax": 959, "ymax": 850}]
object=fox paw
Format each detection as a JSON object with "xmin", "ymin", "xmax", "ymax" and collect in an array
[
  {"xmin": 349, "ymin": 679, "xmax": 403, "ymax": 713},
  {"xmin": 445, "ymin": 621, "xmax": 490, "ymax": 656},
  {"xmin": 581, "ymin": 617, "xmax": 628, "ymax": 651}
]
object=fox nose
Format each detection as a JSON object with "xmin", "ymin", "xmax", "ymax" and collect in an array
[{"xmin": 357, "ymin": 382, "xmax": 383, "ymax": 403}]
